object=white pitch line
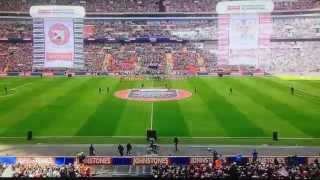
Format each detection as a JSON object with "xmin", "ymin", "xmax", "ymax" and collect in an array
[
  {"xmin": 0, "ymin": 135, "xmax": 319, "ymax": 140},
  {"xmin": 150, "ymin": 102, "xmax": 154, "ymax": 130},
  {"xmin": 0, "ymin": 136, "xmax": 146, "ymax": 139},
  {"xmin": 9, "ymin": 82, "xmax": 33, "ymax": 91},
  {"xmin": 150, "ymin": 78, "xmax": 154, "ymax": 130},
  {"xmin": 0, "ymin": 82, "xmax": 33, "ymax": 98}
]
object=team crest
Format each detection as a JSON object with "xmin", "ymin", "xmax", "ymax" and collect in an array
[{"xmin": 48, "ymin": 23, "xmax": 70, "ymax": 45}]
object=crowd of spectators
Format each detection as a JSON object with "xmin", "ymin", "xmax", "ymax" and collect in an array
[
  {"xmin": 272, "ymin": 16, "xmax": 320, "ymax": 39},
  {"xmin": 84, "ymin": 42, "xmax": 214, "ymax": 75},
  {"xmin": 258, "ymin": 41, "xmax": 320, "ymax": 73},
  {"xmin": 152, "ymin": 158, "xmax": 320, "ymax": 179},
  {"xmin": 0, "ymin": 0, "xmax": 319, "ymax": 13},
  {"xmin": 1, "ymin": 41, "xmax": 320, "ymax": 74},
  {"xmin": 84, "ymin": 0, "xmax": 159, "ymax": 13},
  {"xmin": 3, "ymin": 16, "xmax": 320, "ymax": 41},
  {"xmin": 273, "ymin": 0, "xmax": 320, "ymax": 12},
  {"xmin": 85, "ymin": 16, "xmax": 320, "ymax": 41},
  {"xmin": 0, "ymin": 20, "xmax": 32, "ymax": 40},
  {"xmin": 0, "ymin": 163, "xmax": 90, "ymax": 178},
  {"xmin": 0, "ymin": 14, "xmax": 319, "ymax": 74},
  {"xmin": 162, "ymin": 0, "xmax": 216, "ymax": 13},
  {"xmin": 85, "ymin": 19, "xmax": 217, "ymax": 41},
  {"xmin": 0, "ymin": 43, "xmax": 32, "ymax": 72}
]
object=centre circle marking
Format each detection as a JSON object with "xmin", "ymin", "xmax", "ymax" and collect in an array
[{"xmin": 114, "ymin": 89, "xmax": 192, "ymax": 102}]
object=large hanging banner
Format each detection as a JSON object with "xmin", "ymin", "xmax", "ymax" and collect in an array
[
  {"xmin": 30, "ymin": 6, "xmax": 85, "ymax": 69},
  {"xmin": 229, "ymin": 15, "xmax": 259, "ymax": 50},
  {"xmin": 229, "ymin": 15, "xmax": 259, "ymax": 65},
  {"xmin": 216, "ymin": 0, "xmax": 274, "ymax": 66},
  {"xmin": 44, "ymin": 19, "xmax": 74, "ymax": 68},
  {"xmin": 217, "ymin": 15, "xmax": 230, "ymax": 65}
]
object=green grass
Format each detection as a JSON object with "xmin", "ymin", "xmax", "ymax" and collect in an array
[{"xmin": 0, "ymin": 76, "xmax": 319, "ymax": 145}]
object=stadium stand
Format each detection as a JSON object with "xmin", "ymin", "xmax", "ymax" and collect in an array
[
  {"xmin": 84, "ymin": 19, "xmax": 217, "ymax": 41},
  {"xmin": 0, "ymin": 20, "xmax": 32, "ymax": 40},
  {"xmin": 151, "ymin": 159, "xmax": 320, "ymax": 179},
  {"xmin": 0, "ymin": 0, "xmax": 319, "ymax": 13},
  {"xmin": 1, "ymin": 15, "xmax": 320, "ymax": 74},
  {"xmin": 0, "ymin": 42, "xmax": 32, "ymax": 72},
  {"xmin": 272, "ymin": 16, "xmax": 320, "ymax": 39},
  {"xmin": 84, "ymin": 43, "xmax": 216, "ymax": 74},
  {"xmin": 3, "ymin": 16, "xmax": 320, "ymax": 41},
  {"xmin": 0, "ymin": 155, "xmax": 319, "ymax": 178},
  {"xmin": 0, "ymin": 163, "xmax": 90, "ymax": 178},
  {"xmin": 0, "ymin": 1, "xmax": 320, "ymax": 179}
]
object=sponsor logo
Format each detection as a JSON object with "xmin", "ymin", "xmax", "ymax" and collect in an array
[
  {"xmin": 133, "ymin": 157, "xmax": 169, "ymax": 165},
  {"xmin": 16, "ymin": 157, "xmax": 55, "ymax": 165},
  {"xmin": 190, "ymin": 157, "xmax": 212, "ymax": 164},
  {"xmin": 83, "ymin": 157, "xmax": 112, "ymax": 165}
]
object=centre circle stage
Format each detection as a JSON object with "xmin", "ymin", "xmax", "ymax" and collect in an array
[{"xmin": 114, "ymin": 88, "xmax": 192, "ymax": 102}]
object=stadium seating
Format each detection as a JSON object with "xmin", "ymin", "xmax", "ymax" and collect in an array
[
  {"xmin": 151, "ymin": 159, "xmax": 320, "ymax": 179},
  {"xmin": 2, "ymin": 17, "xmax": 320, "ymax": 41},
  {"xmin": 84, "ymin": 19, "xmax": 217, "ymax": 41},
  {"xmin": 84, "ymin": 43, "xmax": 215, "ymax": 74},
  {"xmin": 1, "ymin": 156, "xmax": 319, "ymax": 178},
  {"xmin": 0, "ymin": 0, "xmax": 319, "ymax": 13},
  {"xmin": 0, "ymin": 1, "xmax": 320, "ymax": 74},
  {"xmin": 0, "ymin": 42, "xmax": 32, "ymax": 72},
  {"xmin": 0, "ymin": 163, "xmax": 90, "ymax": 178}
]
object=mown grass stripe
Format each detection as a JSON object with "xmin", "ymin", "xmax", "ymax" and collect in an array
[
  {"xmin": 2, "ymin": 78, "xmax": 92, "ymax": 136},
  {"xmin": 260, "ymin": 77, "xmax": 320, "ymax": 106},
  {"xmin": 75, "ymin": 80, "xmax": 137, "ymax": 136},
  {"xmin": 0, "ymin": 77, "xmax": 44, "ymax": 105},
  {"xmin": 0, "ymin": 78, "xmax": 72, "ymax": 134},
  {"xmin": 38, "ymin": 77, "xmax": 113, "ymax": 136},
  {"xmin": 229, "ymin": 77, "xmax": 320, "ymax": 137},
  {"xmin": 174, "ymin": 78, "xmax": 226, "ymax": 137},
  {"xmin": 112, "ymin": 80, "xmax": 150, "ymax": 136},
  {"xmin": 219, "ymin": 77, "xmax": 310, "ymax": 138},
  {"xmin": 190, "ymin": 77, "xmax": 266, "ymax": 137},
  {"xmin": 153, "ymin": 80, "xmax": 190, "ymax": 137}
]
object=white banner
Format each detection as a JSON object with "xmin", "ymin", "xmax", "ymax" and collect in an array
[
  {"xmin": 30, "ymin": 6, "xmax": 85, "ymax": 18},
  {"xmin": 259, "ymin": 15, "xmax": 272, "ymax": 48},
  {"xmin": 44, "ymin": 19, "xmax": 74, "ymax": 68},
  {"xmin": 216, "ymin": 0, "xmax": 274, "ymax": 14},
  {"xmin": 229, "ymin": 50, "xmax": 258, "ymax": 65},
  {"xmin": 229, "ymin": 15, "xmax": 259, "ymax": 50},
  {"xmin": 217, "ymin": 15, "xmax": 230, "ymax": 65}
]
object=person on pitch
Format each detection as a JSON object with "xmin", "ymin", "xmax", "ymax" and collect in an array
[
  {"xmin": 213, "ymin": 150, "xmax": 218, "ymax": 162},
  {"xmin": 229, "ymin": 87, "xmax": 233, "ymax": 95},
  {"xmin": 126, "ymin": 143, "xmax": 132, "ymax": 155},
  {"xmin": 290, "ymin": 85, "xmax": 295, "ymax": 95},
  {"xmin": 4, "ymin": 85, "xmax": 8, "ymax": 95},
  {"xmin": 174, "ymin": 137, "xmax": 179, "ymax": 152},
  {"xmin": 89, "ymin": 144, "xmax": 96, "ymax": 156},
  {"xmin": 118, "ymin": 144, "xmax": 124, "ymax": 156},
  {"xmin": 252, "ymin": 149, "xmax": 258, "ymax": 163}
]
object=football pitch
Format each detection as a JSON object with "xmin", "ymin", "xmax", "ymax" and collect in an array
[{"xmin": 0, "ymin": 76, "xmax": 319, "ymax": 145}]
